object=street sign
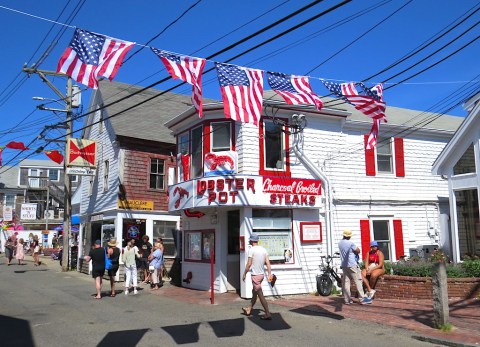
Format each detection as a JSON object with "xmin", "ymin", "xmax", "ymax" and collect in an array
[{"xmin": 66, "ymin": 167, "xmax": 97, "ymax": 176}]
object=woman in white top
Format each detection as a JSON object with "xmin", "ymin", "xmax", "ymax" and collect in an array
[{"xmin": 122, "ymin": 239, "xmax": 140, "ymax": 295}]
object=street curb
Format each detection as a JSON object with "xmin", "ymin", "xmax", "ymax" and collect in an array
[{"xmin": 413, "ymin": 335, "xmax": 478, "ymax": 347}]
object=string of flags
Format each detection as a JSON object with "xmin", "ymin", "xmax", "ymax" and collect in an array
[
  {"xmin": 0, "ymin": 143, "xmax": 64, "ymax": 167},
  {"xmin": 0, "ymin": 28, "xmax": 376, "ymax": 164}
]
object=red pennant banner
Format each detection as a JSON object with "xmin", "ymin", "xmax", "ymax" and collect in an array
[
  {"xmin": 6, "ymin": 141, "xmax": 29, "ymax": 150},
  {"xmin": 44, "ymin": 150, "xmax": 64, "ymax": 164}
]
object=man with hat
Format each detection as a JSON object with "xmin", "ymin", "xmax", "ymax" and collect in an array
[
  {"xmin": 338, "ymin": 229, "xmax": 372, "ymax": 305},
  {"xmin": 107, "ymin": 238, "xmax": 121, "ymax": 297},
  {"xmin": 84, "ymin": 239, "xmax": 105, "ymax": 299},
  {"xmin": 241, "ymin": 233, "xmax": 273, "ymax": 320}
]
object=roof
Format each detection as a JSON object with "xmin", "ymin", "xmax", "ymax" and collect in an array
[
  {"xmin": 432, "ymin": 93, "xmax": 480, "ymax": 174},
  {"xmin": 0, "ymin": 166, "xmax": 19, "ymax": 188},
  {"xmin": 95, "ymin": 80, "xmax": 216, "ymax": 144},
  {"xmin": 18, "ymin": 159, "xmax": 63, "ymax": 168}
]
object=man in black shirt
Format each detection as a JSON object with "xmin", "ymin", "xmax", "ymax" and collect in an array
[{"xmin": 84, "ymin": 239, "xmax": 105, "ymax": 299}]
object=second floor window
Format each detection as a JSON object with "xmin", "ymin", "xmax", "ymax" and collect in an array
[
  {"xmin": 259, "ymin": 117, "xmax": 290, "ymax": 176},
  {"xmin": 49, "ymin": 169, "xmax": 60, "ymax": 181},
  {"xmin": 376, "ymin": 137, "xmax": 393, "ymax": 173},
  {"xmin": 149, "ymin": 158, "xmax": 165, "ymax": 190},
  {"xmin": 103, "ymin": 160, "xmax": 109, "ymax": 192},
  {"xmin": 211, "ymin": 122, "xmax": 231, "ymax": 152},
  {"xmin": 4, "ymin": 194, "xmax": 15, "ymax": 207}
]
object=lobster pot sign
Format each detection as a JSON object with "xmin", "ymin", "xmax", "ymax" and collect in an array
[{"xmin": 204, "ymin": 151, "xmax": 237, "ymax": 176}]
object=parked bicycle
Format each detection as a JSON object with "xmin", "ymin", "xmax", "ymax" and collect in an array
[{"xmin": 317, "ymin": 252, "xmax": 342, "ymax": 296}]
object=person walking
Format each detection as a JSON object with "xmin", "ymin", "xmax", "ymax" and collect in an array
[
  {"xmin": 148, "ymin": 242, "xmax": 164, "ymax": 290},
  {"xmin": 241, "ymin": 233, "xmax": 273, "ymax": 320},
  {"xmin": 32, "ymin": 235, "xmax": 40, "ymax": 266},
  {"xmin": 339, "ymin": 229, "xmax": 372, "ymax": 305},
  {"xmin": 122, "ymin": 239, "xmax": 139, "ymax": 295},
  {"xmin": 139, "ymin": 235, "xmax": 152, "ymax": 284},
  {"xmin": 4, "ymin": 237, "xmax": 14, "ymax": 265},
  {"xmin": 106, "ymin": 238, "xmax": 121, "ymax": 297},
  {"xmin": 15, "ymin": 238, "xmax": 25, "ymax": 265},
  {"xmin": 84, "ymin": 239, "xmax": 105, "ymax": 300}
]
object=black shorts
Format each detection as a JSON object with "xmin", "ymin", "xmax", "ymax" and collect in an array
[
  {"xmin": 139, "ymin": 259, "xmax": 148, "ymax": 269},
  {"xmin": 92, "ymin": 269, "xmax": 105, "ymax": 278},
  {"xmin": 108, "ymin": 266, "xmax": 119, "ymax": 277}
]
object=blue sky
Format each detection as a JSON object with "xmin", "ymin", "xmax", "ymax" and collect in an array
[{"xmin": 0, "ymin": 0, "xmax": 478, "ymax": 166}]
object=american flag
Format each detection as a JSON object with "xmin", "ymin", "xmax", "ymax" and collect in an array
[
  {"xmin": 322, "ymin": 80, "xmax": 386, "ymax": 121},
  {"xmin": 152, "ymin": 49, "xmax": 206, "ymax": 117},
  {"xmin": 215, "ymin": 63, "xmax": 264, "ymax": 126},
  {"xmin": 366, "ymin": 119, "xmax": 380, "ymax": 150},
  {"xmin": 57, "ymin": 28, "xmax": 134, "ymax": 89},
  {"xmin": 322, "ymin": 80, "xmax": 387, "ymax": 149},
  {"xmin": 267, "ymin": 72, "xmax": 323, "ymax": 110}
]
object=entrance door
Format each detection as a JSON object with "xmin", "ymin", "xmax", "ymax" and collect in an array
[{"xmin": 226, "ymin": 210, "xmax": 240, "ymax": 292}]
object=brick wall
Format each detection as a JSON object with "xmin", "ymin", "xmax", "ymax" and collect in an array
[
  {"xmin": 353, "ymin": 275, "xmax": 480, "ymax": 300},
  {"xmin": 122, "ymin": 149, "xmax": 176, "ymax": 211}
]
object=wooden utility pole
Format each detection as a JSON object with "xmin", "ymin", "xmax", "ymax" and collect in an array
[{"xmin": 23, "ymin": 68, "xmax": 73, "ymax": 272}]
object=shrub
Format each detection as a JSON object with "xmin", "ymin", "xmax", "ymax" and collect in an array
[
  {"xmin": 387, "ymin": 256, "xmax": 480, "ymax": 278},
  {"xmin": 462, "ymin": 256, "xmax": 480, "ymax": 277}
]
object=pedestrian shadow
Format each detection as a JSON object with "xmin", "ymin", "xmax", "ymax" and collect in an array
[
  {"xmin": 290, "ymin": 305, "xmax": 344, "ymax": 320},
  {"xmin": 14, "ymin": 269, "xmax": 48, "ymax": 273},
  {"xmin": 0, "ymin": 314, "xmax": 35, "ymax": 347},
  {"xmin": 97, "ymin": 328, "xmax": 149, "ymax": 347}
]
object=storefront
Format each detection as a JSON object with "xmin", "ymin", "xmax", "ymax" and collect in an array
[{"xmin": 169, "ymin": 175, "xmax": 324, "ymax": 298}]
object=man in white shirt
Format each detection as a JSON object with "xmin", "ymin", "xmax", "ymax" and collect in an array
[{"xmin": 241, "ymin": 234, "xmax": 272, "ymax": 320}]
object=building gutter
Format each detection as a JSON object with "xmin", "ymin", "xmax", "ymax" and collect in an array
[{"xmin": 292, "ymin": 120, "xmax": 334, "ymax": 256}]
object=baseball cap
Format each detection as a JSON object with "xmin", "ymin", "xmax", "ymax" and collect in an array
[
  {"xmin": 249, "ymin": 234, "xmax": 259, "ymax": 242},
  {"xmin": 94, "ymin": 239, "xmax": 101, "ymax": 245},
  {"xmin": 370, "ymin": 241, "xmax": 379, "ymax": 247}
]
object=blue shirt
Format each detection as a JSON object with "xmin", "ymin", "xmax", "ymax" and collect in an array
[
  {"xmin": 149, "ymin": 249, "xmax": 164, "ymax": 269},
  {"xmin": 338, "ymin": 239, "xmax": 358, "ymax": 268}
]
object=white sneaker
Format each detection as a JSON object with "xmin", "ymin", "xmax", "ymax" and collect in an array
[
  {"xmin": 124, "ymin": 290, "xmax": 128, "ymax": 295},
  {"xmin": 369, "ymin": 289, "xmax": 376, "ymax": 299},
  {"xmin": 133, "ymin": 289, "xmax": 138, "ymax": 295}
]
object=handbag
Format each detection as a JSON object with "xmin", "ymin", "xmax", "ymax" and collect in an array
[{"xmin": 104, "ymin": 247, "xmax": 112, "ymax": 270}]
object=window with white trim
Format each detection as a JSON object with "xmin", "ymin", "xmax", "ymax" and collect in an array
[
  {"xmin": 49, "ymin": 169, "xmax": 60, "ymax": 181},
  {"xmin": 149, "ymin": 158, "xmax": 165, "ymax": 190},
  {"xmin": 252, "ymin": 209, "xmax": 293, "ymax": 264},
  {"xmin": 376, "ymin": 137, "xmax": 393, "ymax": 173},
  {"xmin": 4, "ymin": 194, "xmax": 16, "ymax": 207},
  {"xmin": 211, "ymin": 122, "xmax": 231, "ymax": 152},
  {"xmin": 371, "ymin": 220, "xmax": 392, "ymax": 261}
]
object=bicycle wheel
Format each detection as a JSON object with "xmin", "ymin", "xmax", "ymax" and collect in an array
[{"xmin": 317, "ymin": 274, "xmax": 333, "ymax": 296}]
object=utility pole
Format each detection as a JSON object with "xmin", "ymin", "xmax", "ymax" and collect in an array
[{"xmin": 23, "ymin": 68, "xmax": 73, "ymax": 272}]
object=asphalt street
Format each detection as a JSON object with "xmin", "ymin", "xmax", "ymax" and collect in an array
[{"xmin": 0, "ymin": 258, "xmax": 439, "ymax": 347}]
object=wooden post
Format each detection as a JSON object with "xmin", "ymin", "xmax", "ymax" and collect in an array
[{"xmin": 432, "ymin": 262, "xmax": 449, "ymax": 328}]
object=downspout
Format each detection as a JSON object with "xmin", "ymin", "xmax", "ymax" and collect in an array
[{"xmin": 292, "ymin": 122, "xmax": 334, "ymax": 256}]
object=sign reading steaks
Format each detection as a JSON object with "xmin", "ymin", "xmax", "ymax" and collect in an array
[{"xmin": 67, "ymin": 138, "xmax": 97, "ymax": 168}]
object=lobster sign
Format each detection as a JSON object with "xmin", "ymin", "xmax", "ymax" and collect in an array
[{"xmin": 204, "ymin": 151, "xmax": 237, "ymax": 177}]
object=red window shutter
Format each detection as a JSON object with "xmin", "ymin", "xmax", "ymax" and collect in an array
[
  {"xmin": 393, "ymin": 219, "xmax": 405, "ymax": 260},
  {"xmin": 394, "ymin": 138, "xmax": 405, "ymax": 177},
  {"xmin": 364, "ymin": 135, "xmax": 376, "ymax": 176},
  {"xmin": 360, "ymin": 220, "xmax": 371, "ymax": 261}
]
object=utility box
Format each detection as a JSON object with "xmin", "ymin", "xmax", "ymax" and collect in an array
[{"xmin": 421, "ymin": 245, "xmax": 437, "ymax": 260}]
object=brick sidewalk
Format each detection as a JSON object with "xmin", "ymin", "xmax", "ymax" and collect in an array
[{"xmin": 152, "ymin": 282, "xmax": 480, "ymax": 347}]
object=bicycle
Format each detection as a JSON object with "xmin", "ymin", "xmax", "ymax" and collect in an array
[{"xmin": 317, "ymin": 253, "xmax": 342, "ymax": 296}]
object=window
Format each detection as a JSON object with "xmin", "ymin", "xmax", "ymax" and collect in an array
[
  {"xmin": 259, "ymin": 118, "xmax": 290, "ymax": 176},
  {"xmin": 153, "ymin": 220, "xmax": 178, "ymax": 257},
  {"xmin": 70, "ymin": 175, "xmax": 78, "ymax": 183},
  {"xmin": 453, "ymin": 144, "xmax": 475, "ymax": 175},
  {"xmin": 88, "ymin": 176, "xmax": 94, "ymax": 197},
  {"xmin": 454, "ymin": 189, "xmax": 479, "ymax": 259},
  {"xmin": 49, "ymin": 169, "xmax": 60, "ymax": 181},
  {"xmin": 376, "ymin": 138, "xmax": 393, "ymax": 173},
  {"xmin": 149, "ymin": 158, "xmax": 165, "ymax": 190},
  {"xmin": 365, "ymin": 136, "xmax": 404, "ymax": 177},
  {"xmin": 103, "ymin": 160, "xmax": 109, "ymax": 192},
  {"xmin": 211, "ymin": 122, "xmax": 231, "ymax": 152},
  {"xmin": 360, "ymin": 219, "xmax": 404, "ymax": 262},
  {"xmin": 4, "ymin": 194, "xmax": 15, "ymax": 207},
  {"xmin": 191, "ymin": 126, "xmax": 203, "ymax": 179},
  {"xmin": 252, "ymin": 209, "xmax": 293, "ymax": 264},
  {"xmin": 185, "ymin": 230, "xmax": 214, "ymax": 262}
]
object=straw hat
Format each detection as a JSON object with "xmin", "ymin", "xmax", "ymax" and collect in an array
[
  {"xmin": 342, "ymin": 229, "xmax": 353, "ymax": 238},
  {"xmin": 107, "ymin": 238, "xmax": 117, "ymax": 247}
]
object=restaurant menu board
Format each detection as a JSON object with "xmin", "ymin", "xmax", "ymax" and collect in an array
[{"xmin": 257, "ymin": 233, "xmax": 291, "ymax": 261}]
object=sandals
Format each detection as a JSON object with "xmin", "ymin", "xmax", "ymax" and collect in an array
[
  {"xmin": 110, "ymin": 293, "xmax": 116, "ymax": 297},
  {"xmin": 242, "ymin": 307, "xmax": 251, "ymax": 316},
  {"xmin": 260, "ymin": 316, "xmax": 272, "ymax": 320}
]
